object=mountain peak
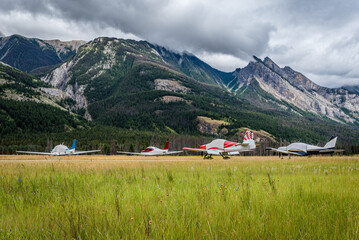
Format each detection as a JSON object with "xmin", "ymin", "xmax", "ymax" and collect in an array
[{"xmin": 263, "ymin": 56, "xmax": 274, "ymax": 64}]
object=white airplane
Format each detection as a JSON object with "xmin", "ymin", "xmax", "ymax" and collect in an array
[
  {"xmin": 16, "ymin": 139, "xmax": 101, "ymax": 156},
  {"xmin": 117, "ymin": 141, "xmax": 182, "ymax": 156},
  {"xmin": 266, "ymin": 136, "xmax": 344, "ymax": 158},
  {"xmin": 183, "ymin": 130, "xmax": 256, "ymax": 159}
]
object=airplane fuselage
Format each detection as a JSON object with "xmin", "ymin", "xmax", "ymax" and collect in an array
[
  {"xmin": 50, "ymin": 144, "xmax": 75, "ymax": 155},
  {"xmin": 140, "ymin": 147, "xmax": 168, "ymax": 156},
  {"xmin": 278, "ymin": 143, "xmax": 335, "ymax": 156}
]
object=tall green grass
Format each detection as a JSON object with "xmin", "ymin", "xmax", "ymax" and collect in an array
[{"xmin": 0, "ymin": 157, "xmax": 358, "ymax": 239}]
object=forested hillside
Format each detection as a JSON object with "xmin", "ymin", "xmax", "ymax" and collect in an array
[{"xmin": 0, "ymin": 62, "xmax": 87, "ymax": 137}]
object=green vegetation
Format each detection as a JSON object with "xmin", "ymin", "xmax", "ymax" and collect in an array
[
  {"xmin": 0, "ymin": 156, "xmax": 358, "ymax": 239},
  {"xmin": 0, "ymin": 99, "xmax": 85, "ymax": 135}
]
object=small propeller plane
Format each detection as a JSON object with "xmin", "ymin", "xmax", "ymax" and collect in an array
[
  {"xmin": 183, "ymin": 130, "xmax": 256, "ymax": 159},
  {"xmin": 266, "ymin": 136, "xmax": 344, "ymax": 158},
  {"xmin": 16, "ymin": 139, "xmax": 101, "ymax": 156},
  {"xmin": 117, "ymin": 141, "xmax": 182, "ymax": 156}
]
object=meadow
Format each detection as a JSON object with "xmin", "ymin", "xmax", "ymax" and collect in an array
[{"xmin": 0, "ymin": 155, "xmax": 358, "ymax": 239}]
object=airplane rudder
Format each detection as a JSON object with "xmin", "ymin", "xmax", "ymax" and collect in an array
[
  {"xmin": 243, "ymin": 130, "xmax": 254, "ymax": 142},
  {"xmin": 163, "ymin": 141, "xmax": 169, "ymax": 150},
  {"xmin": 324, "ymin": 136, "xmax": 337, "ymax": 149},
  {"xmin": 71, "ymin": 139, "xmax": 76, "ymax": 149}
]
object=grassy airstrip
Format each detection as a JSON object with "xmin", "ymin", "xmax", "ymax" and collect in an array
[{"xmin": 0, "ymin": 155, "xmax": 358, "ymax": 239}]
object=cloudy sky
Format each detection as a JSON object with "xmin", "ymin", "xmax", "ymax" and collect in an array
[{"xmin": 1, "ymin": 0, "xmax": 359, "ymax": 87}]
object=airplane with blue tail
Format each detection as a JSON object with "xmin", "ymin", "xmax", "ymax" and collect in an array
[{"xmin": 17, "ymin": 139, "xmax": 101, "ymax": 156}]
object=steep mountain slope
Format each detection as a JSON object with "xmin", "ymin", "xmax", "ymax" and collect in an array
[
  {"xmin": 0, "ymin": 61, "xmax": 86, "ymax": 134},
  {"xmin": 150, "ymin": 44, "xmax": 235, "ymax": 87},
  {"xmin": 0, "ymin": 34, "xmax": 85, "ymax": 72},
  {"xmin": 227, "ymin": 56, "xmax": 359, "ymax": 124}
]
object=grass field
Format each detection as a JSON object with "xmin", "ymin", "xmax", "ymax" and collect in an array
[{"xmin": 0, "ymin": 155, "xmax": 358, "ymax": 239}]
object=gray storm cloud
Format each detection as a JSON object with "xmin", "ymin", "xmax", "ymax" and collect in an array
[
  {"xmin": 1, "ymin": 0, "xmax": 359, "ymax": 87},
  {"xmin": 0, "ymin": 0, "xmax": 275, "ymax": 60}
]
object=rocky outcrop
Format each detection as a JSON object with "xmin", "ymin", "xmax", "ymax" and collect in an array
[
  {"xmin": 196, "ymin": 116, "xmax": 229, "ymax": 135},
  {"xmin": 154, "ymin": 79, "xmax": 190, "ymax": 93},
  {"xmin": 42, "ymin": 59, "xmax": 91, "ymax": 120}
]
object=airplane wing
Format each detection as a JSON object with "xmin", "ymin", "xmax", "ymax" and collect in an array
[
  {"xmin": 319, "ymin": 149, "xmax": 344, "ymax": 154},
  {"xmin": 16, "ymin": 151, "xmax": 57, "ymax": 155},
  {"xmin": 265, "ymin": 148, "xmax": 304, "ymax": 156},
  {"xmin": 73, "ymin": 150, "xmax": 101, "ymax": 155},
  {"xmin": 117, "ymin": 151, "xmax": 143, "ymax": 155},
  {"xmin": 164, "ymin": 151, "xmax": 183, "ymax": 155},
  {"xmin": 182, "ymin": 147, "xmax": 207, "ymax": 152}
]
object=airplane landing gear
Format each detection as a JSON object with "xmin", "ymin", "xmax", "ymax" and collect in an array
[
  {"xmin": 203, "ymin": 154, "xmax": 213, "ymax": 160},
  {"xmin": 219, "ymin": 152, "xmax": 230, "ymax": 160}
]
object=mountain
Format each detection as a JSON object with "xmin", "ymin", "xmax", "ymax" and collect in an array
[
  {"xmin": 226, "ymin": 56, "xmax": 359, "ymax": 124},
  {"xmin": 0, "ymin": 61, "xmax": 86, "ymax": 135},
  {"xmin": 40, "ymin": 37, "xmax": 359, "ymax": 146},
  {"xmin": 41, "ymin": 37, "xmax": 245, "ymax": 130},
  {"xmin": 150, "ymin": 44, "xmax": 235, "ymax": 87},
  {"xmin": 0, "ymin": 34, "xmax": 85, "ymax": 72},
  {"xmin": 343, "ymin": 85, "xmax": 359, "ymax": 94}
]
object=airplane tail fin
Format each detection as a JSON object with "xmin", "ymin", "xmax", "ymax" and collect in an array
[
  {"xmin": 243, "ymin": 130, "xmax": 254, "ymax": 142},
  {"xmin": 70, "ymin": 139, "xmax": 76, "ymax": 150},
  {"xmin": 324, "ymin": 136, "xmax": 337, "ymax": 149},
  {"xmin": 163, "ymin": 141, "xmax": 169, "ymax": 150},
  {"xmin": 243, "ymin": 130, "xmax": 256, "ymax": 150}
]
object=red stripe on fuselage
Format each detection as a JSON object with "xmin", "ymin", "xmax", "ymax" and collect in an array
[{"xmin": 224, "ymin": 141, "xmax": 239, "ymax": 148}]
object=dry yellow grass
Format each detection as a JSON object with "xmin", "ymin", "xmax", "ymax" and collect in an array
[
  {"xmin": 0, "ymin": 154, "xmax": 357, "ymax": 171},
  {"xmin": 0, "ymin": 154, "xmax": 358, "ymax": 239}
]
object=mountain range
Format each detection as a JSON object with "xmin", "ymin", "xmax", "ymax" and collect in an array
[{"xmin": 0, "ymin": 34, "xmax": 358, "ymax": 149}]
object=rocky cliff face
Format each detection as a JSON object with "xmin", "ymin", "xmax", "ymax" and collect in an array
[
  {"xmin": 42, "ymin": 57, "xmax": 91, "ymax": 120},
  {"xmin": 227, "ymin": 56, "xmax": 359, "ymax": 123}
]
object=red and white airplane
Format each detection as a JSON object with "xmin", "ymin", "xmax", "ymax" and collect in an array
[
  {"xmin": 183, "ymin": 130, "xmax": 256, "ymax": 159},
  {"xmin": 117, "ymin": 141, "xmax": 182, "ymax": 156}
]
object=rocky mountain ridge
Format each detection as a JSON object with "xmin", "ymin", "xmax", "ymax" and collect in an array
[{"xmin": 227, "ymin": 56, "xmax": 359, "ymax": 123}]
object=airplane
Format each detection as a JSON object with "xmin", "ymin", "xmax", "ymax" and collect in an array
[
  {"xmin": 16, "ymin": 139, "xmax": 101, "ymax": 156},
  {"xmin": 183, "ymin": 130, "xmax": 256, "ymax": 159},
  {"xmin": 117, "ymin": 141, "xmax": 182, "ymax": 156},
  {"xmin": 265, "ymin": 136, "xmax": 344, "ymax": 158}
]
